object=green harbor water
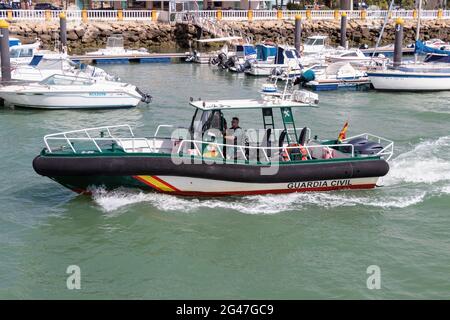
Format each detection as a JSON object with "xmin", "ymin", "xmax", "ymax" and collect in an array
[{"xmin": 0, "ymin": 63, "xmax": 449, "ymax": 299}]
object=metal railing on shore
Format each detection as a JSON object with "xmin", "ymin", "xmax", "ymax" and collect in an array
[{"xmin": 0, "ymin": 9, "xmax": 449, "ymax": 23}]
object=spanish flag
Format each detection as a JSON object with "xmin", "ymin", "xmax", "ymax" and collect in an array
[{"xmin": 337, "ymin": 121, "xmax": 349, "ymax": 143}]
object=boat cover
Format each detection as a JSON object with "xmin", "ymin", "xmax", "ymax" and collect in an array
[{"xmin": 415, "ymin": 40, "xmax": 450, "ymax": 55}]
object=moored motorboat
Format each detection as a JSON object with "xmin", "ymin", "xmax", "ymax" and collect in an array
[
  {"xmin": 367, "ymin": 64, "xmax": 450, "ymax": 91},
  {"xmin": 33, "ymin": 80, "xmax": 393, "ymax": 196},
  {"xmin": 8, "ymin": 56, "xmax": 119, "ymax": 82},
  {"xmin": 246, "ymin": 46, "xmax": 301, "ymax": 77},
  {"xmin": 302, "ymin": 35, "xmax": 335, "ymax": 55},
  {"xmin": 303, "ymin": 62, "xmax": 371, "ymax": 91},
  {"xmin": 325, "ymin": 49, "xmax": 386, "ymax": 65},
  {"xmin": 85, "ymin": 34, "xmax": 149, "ymax": 57},
  {"xmin": 0, "ymin": 74, "xmax": 151, "ymax": 109}
]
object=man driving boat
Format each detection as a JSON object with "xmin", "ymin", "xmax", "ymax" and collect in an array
[
  {"xmin": 224, "ymin": 117, "xmax": 243, "ymax": 144},
  {"xmin": 224, "ymin": 117, "xmax": 245, "ymax": 160}
]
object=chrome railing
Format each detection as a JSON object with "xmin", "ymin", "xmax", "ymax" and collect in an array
[
  {"xmin": 343, "ymin": 133, "xmax": 394, "ymax": 160},
  {"xmin": 43, "ymin": 124, "xmax": 134, "ymax": 153},
  {"xmin": 42, "ymin": 125, "xmax": 393, "ymax": 162},
  {"xmin": 176, "ymin": 139, "xmax": 355, "ymax": 162}
]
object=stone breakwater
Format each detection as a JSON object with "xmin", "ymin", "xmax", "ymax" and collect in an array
[{"xmin": 7, "ymin": 19, "xmax": 450, "ymax": 53}]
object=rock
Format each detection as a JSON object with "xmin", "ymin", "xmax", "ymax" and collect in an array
[
  {"xmin": 74, "ymin": 26, "xmax": 85, "ymax": 37},
  {"xmin": 67, "ymin": 31, "xmax": 78, "ymax": 41}
]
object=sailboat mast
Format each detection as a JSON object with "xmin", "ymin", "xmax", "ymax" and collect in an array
[
  {"xmin": 371, "ymin": 0, "xmax": 396, "ymax": 59},
  {"xmin": 415, "ymin": 0, "xmax": 422, "ymax": 42}
]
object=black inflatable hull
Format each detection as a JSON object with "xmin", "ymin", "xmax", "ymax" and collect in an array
[{"xmin": 33, "ymin": 155, "xmax": 389, "ymax": 196}]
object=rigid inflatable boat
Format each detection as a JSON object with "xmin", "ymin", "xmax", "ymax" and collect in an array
[{"xmin": 33, "ymin": 81, "xmax": 393, "ymax": 196}]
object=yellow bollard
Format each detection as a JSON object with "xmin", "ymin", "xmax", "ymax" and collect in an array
[
  {"xmin": 277, "ymin": 9, "xmax": 283, "ymax": 20},
  {"xmin": 217, "ymin": 9, "xmax": 222, "ymax": 21},
  {"xmin": 438, "ymin": 8, "xmax": 443, "ymax": 19},
  {"xmin": 6, "ymin": 10, "xmax": 12, "ymax": 21},
  {"xmin": 248, "ymin": 9, "xmax": 253, "ymax": 21},
  {"xmin": 395, "ymin": 17, "xmax": 404, "ymax": 25},
  {"xmin": 117, "ymin": 9, "xmax": 123, "ymax": 21},
  {"xmin": 413, "ymin": 9, "xmax": 417, "ymax": 19},
  {"xmin": 45, "ymin": 10, "xmax": 51, "ymax": 21},
  {"xmin": 361, "ymin": 9, "xmax": 367, "ymax": 21},
  {"xmin": 334, "ymin": 9, "xmax": 339, "ymax": 20},
  {"xmin": 0, "ymin": 19, "xmax": 8, "ymax": 29},
  {"xmin": 306, "ymin": 9, "xmax": 311, "ymax": 21},
  {"xmin": 152, "ymin": 9, "xmax": 157, "ymax": 21},
  {"xmin": 82, "ymin": 9, "xmax": 88, "ymax": 23}
]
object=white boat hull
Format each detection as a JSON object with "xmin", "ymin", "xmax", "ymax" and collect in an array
[
  {"xmin": 246, "ymin": 64, "xmax": 301, "ymax": 77},
  {"xmin": 134, "ymin": 175, "xmax": 380, "ymax": 195},
  {"xmin": 368, "ymin": 72, "xmax": 450, "ymax": 91},
  {"xmin": 0, "ymin": 91, "xmax": 141, "ymax": 109}
]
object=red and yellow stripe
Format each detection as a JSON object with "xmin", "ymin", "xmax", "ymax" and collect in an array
[
  {"xmin": 134, "ymin": 175, "xmax": 179, "ymax": 193},
  {"xmin": 337, "ymin": 121, "xmax": 349, "ymax": 143}
]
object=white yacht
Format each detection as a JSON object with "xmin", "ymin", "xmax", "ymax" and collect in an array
[
  {"xmin": 302, "ymin": 35, "xmax": 334, "ymax": 55},
  {"xmin": 8, "ymin": 56, "xmax": 119, "ymax": 83},
  {"xmin": 367, "ymin": 63, "xmax": 450, "ymax": 91},
  {"xmin": 9, "ymin": 40, "xmax": 67, "ymax": 66},
  {"xmin": 367, "ymin": 1, "xmax": 450, "ymax": 91},
  {"xmin": 246, "ymin": 46, "xmax": 301, "ymax": 76},
  {"xmin": 86, "ymin": 35, "xmax": 148, "ymax": 56},
  {"xmin": 0, "ymin": 74, "xmax": 151, "ymax": 109},
  {"xmin": 304, "ymin": 62, "xmax": 371, "ymax": 91},
  {"xmin": 325, "ymin": 49, "xmax": 386, "ymax": 64}
]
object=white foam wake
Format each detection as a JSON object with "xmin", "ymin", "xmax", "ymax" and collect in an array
[
  {"xmin": 90, "ymin": 136, "xmax": 450, "ymax": 214},
  {"xmin": 441, "ymin": 185, "xmax": 450, "ymax": 195},
  {"xmin": 92, "ymin": 188, "xmax": 427, "ymax": 214},
  {"xmin": 381, "ymin": 136, "xmax": 450, "ymax": 186}
]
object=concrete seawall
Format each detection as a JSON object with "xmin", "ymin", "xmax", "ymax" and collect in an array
[{"xmin": 8, "ymin": 20, "xmax": 450, "ymax": 53}]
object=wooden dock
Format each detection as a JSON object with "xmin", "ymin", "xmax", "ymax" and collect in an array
[{"xmin": 69, "ymin": 52, "xmax": 189, "ymax": 64}]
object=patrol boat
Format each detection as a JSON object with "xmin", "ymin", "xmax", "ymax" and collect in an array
[{"xmin": 33, "ymin": 80, "xmax": 393, "ymax": 196}]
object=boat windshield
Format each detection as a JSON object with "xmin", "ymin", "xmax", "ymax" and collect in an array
[
  {"xmin": 40, "ymin": 75, "xmax": 94, "ymax": 86},
  {"xmin": 10, "ymin": 47, "xmax": 34, "ymax": 58},
  {"xmin": 305, "ymin": 38, "xmax": 324, "ymax": 46}
]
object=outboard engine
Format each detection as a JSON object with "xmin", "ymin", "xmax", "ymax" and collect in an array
[
  {"xmin": 224, "ymin": 56, "xmax": 236, "ymax": 70},
  {"xmin": 296, "ymin": 69, "xmax": 315, "ymax": 86},
  {"xmin": 217, "ymin": 52, "xmax": 228, "ymax": 69},
  {"xmin": 344, "ymin": 137, "xmax": 383, "ymax": 155},
  {"xmin": 210, "ymin": 56, "xmax": 220, "ymax": 66},
  {"xmin": 243, "ymin": 59, "xmax": 252, "ymax": 70},
  {"xmin": 135, "ymin": 87, "xmax": 152, "ymax": 104}
]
